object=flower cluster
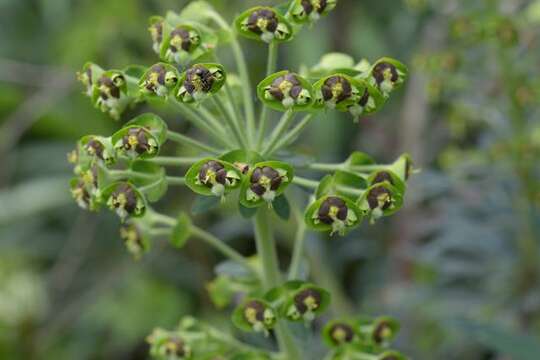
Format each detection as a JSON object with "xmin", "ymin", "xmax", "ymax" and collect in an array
[{"xmin": 72, "ymin": 1, "xmax": 412, "ymax": 359}]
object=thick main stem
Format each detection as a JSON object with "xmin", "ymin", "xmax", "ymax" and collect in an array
[{"xmin": 253, "ymin": 209, "xmax": 301, "ymax": 359}]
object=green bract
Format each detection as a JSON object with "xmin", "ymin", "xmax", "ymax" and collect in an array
[
  {"xmin": 357, "ymin": 182, "xmax": 403, "ymax": 222},
  {"xmin": 91, "ymin": 69, "xmax": 133, "ymax": 120},
  {"xmin": 185, "ymin": 158, "xmax": 241, "ymax": 198},
  {"xmin": 265, "ymin": 280, "xmax": 331, "ymax": 323},
  {"xmin": 103, "ymin": 182, "xmax": 146, "ymax": 220},
  {"xmin": 139, "ymin": 63, "xmax": 180, "ymax": 98},
  {"xmin": 239, "ymin": 161, "xmax": 294, "ymax": 208},
  {"xmin": 367, "ymin": 57, "xmax": 408, "ymax": 97},
  {"xmin": 171, "ymin": 212, "xmax": 192, "ymax": 249},
  {"xmin": 112, "ymin": 126, "xmax": 160, "ymax": 160},
  {"xmin": 313, "ymin": 73, "xmax": 366, "ymax": 112},
  {"xmin": 360, "ymin": 316, "xmax": 400, "ymax": 347},
  {"xmin": 257, "ymin": 70, "xmax": 314, "ymax": 111},
  {"xmin": 367, "ymin": 169, "xmax": 406, "ymax": 195},
  {"xmin": 125, "ymin": 113, "xmax": 168, "ymax": 144},
  {"xmin": 323, "ymin": 319, "xmax": 359, "ymax": 348},
  {"xmin": 129, "ymin": 160, "xmax": 168, "ymax": 202},
  {"xmin": 232, "ymin": 298, "xmax": 277, "ymax": 335},
  {"xmin": 176, "ymin": 63, "xmax": 226, "ymax": 104},
  {"xmin": 388, "ymin": 153, "xmax": 414, "ymax": 181},
  {"xmin": 120, "ymin": 220, "xmax": 151, "ymax": 260},
  {"xmin": 158, "ymin": 21, "xmax": 218, "ymax": 65},
  {"xmin": 234, "ymin": 7, "xmax": 293, "ymax": 43},
  {"xmin": 288, "ymin": 0, "xmax": 338, "ymax": 24},
  {"xmin": 305, "ymin": 195, "xmax": 363, "ymax": 236},
  {"xmin": 76, "ymin": 62, "xmax": 104, "ymax": 97},
  {"xmin": 79, "ymin": 135, "xmax": 116, "ymax": 166}
]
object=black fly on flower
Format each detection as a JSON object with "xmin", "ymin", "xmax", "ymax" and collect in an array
[
  {"xmin": 235, "ymin": 7, "xmax": 293, "ymax": 43},
  {"xmin": 176, "ymin": 63, "xmax": 226, "ymax": 104},
  {"xmin": 288, "ymin": 0, "xmax": 338, "ymax": 24}
]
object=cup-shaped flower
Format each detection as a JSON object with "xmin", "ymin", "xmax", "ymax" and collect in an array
[
  {"xmin": 165, "ymin": 25, "xmax": 201, "ymax": 63},
  {"xmin": 239, "ymin": 161, "xmax": 294, "ymax": 208},
  {"xmin": 323, "ymin": 320, "xmax": 358, "ymax": 347},
  {"xmin": 77, "ymin": 62, "xmax": 103, "ymax": 97},
  {"xmin": 285, "ymin": 284, "xmax": 330, "ymax": 322},
  {"xmin": 92, "ymin": 70, "xmax": 131, "ymax": 120},
  {"xmin": 104, "ymin": 182, "xmax": 146, "ymax": 220},
  {"xmin": 139, "ymin": 63, "xmax": 180, "ymax": 98},
  {"xmin": 369, "ymin": 58, "xmax": 408, "ymax": 97},
  {"xmin": 288, "ymin": 0, "xmax": 338, "ymax": 24},
  {"xmin": 305, "ymin": 195, "xmax": 362, "ymax": 236},
  {"xmin": 346, "ymin": 82, "xmax": 386, "ymax": 120},
  {"xmin": 120, "ymin": 221, "xmax": 150, "ymax": 260},
  {"xmin": 257, "ymin": 71, "xmax": 314, "ymax": 111},
  {"xmin": 112, "ymin": 126, "xmax": 160, "ymax": 160},
  {"xmin": 232, "ymin": 299, "xmax": 277, "ymax": 335},
  {"xmin": 313, "ymin": 74, "xmax": 366, "ymax": 111},
  {"xmin": 147, "ymin": 328, "xmax": 192, "ymax": 360},
  {"xmin": 79, "ymin": 135, "xmax": 116, "ymax": 166},
  {"xmin": 185, "ymin": 158, "xmax": 241, "ymax": 198},
  {"xmin": 234, "ymin": 7, "xmax": 293, "ymax": 43},
  {"xmin": 176, "ymin": 63, "xmax": 226, "ymax": 104},
  {"xmin": 367, "ymin": 169, "xmax": 406, "ymax": 195},
  {"xmin": 358, "ymin": 182, "xmax": 403, "ymax": 222},
  {"xmin": 369, "ymin": 317, "xmax": 400, "ymax": 347},
  {"xmin": 70, "ymin": 166, "xmax": 102, "ymax": 211}
]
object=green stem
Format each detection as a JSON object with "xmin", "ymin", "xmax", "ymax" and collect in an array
[
  {"xmin": 209, "ymin": 11, "xmax": 256, "ymax": 146},
  {"xmin": 256, "ymin": 42, "xmax": 279, "ymax": 150},
  {"xmin": 166, "ymin": 130, "xmax": 221, "ymax": 154},
  {"xmin": 149, "ymin": 228, "xmax": 172, "ymax": 237},
  {"xmin": 288, "ymin": 206, "xmax": 307, "ymax": 280},
  {"xmin": 308, "ymin": 163, "xmax": 385, "ymax": 173},
  {"xmin": 107, "ymin": 169, "xmax": 155, "ymax": 181},
  {"xmin": 166, "ymin": 176, "xmax": 185, "ymax": 186},
  {"xmin": 197, "ymin": 105, "xmax": 230, "ymax": 139},
  {"xmin": 253, "ymin": 209, "xmax": 302, "ymax": 359},
  {"xmin": 267, "ymin": 113, "xmax": 313, "ymax": 156},
  {"xmin": 262, "ymin": 110, "xmax": 296, "ymax": 156},
  {"xmin": 211, "ymin": 96, "xmax": 248, "ymax": 149},
  {"xmin": 292, "ymin": 176, "xmax": 365, "ymax": 197},
  {"xmin": 148, "ymin": 156, "xmax": 202, "ymax": 166},
  {"xmin": 191, "ymin": 226, "xmax": 256, "ymax": 275},
  {"xmin": 170, "ymin": 99, "xmax": 229, "ymax": 147}
]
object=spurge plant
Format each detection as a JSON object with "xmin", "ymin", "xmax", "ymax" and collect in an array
[{"xmin": 71, "ymin": 1, "xmax": 412, "ymax": 359}]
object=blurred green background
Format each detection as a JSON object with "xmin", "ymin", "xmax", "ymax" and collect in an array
[{"xmin": 1, "ymin": 0, "xmax": 540, "ymax": 359}]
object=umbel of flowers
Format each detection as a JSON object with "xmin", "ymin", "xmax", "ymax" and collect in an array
[{"xmin": 71, "ymin": 1, "xmax": 413, "ymax": 359}]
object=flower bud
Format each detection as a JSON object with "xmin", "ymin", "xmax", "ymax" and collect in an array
[
  {"xmin": 113, "ymin": 126, "xmax": 159, "ymax": 159},
  {"xmin": 147, "ymin": 328, "xmax": 192, "ymax": 360},
  {"xmin": 289, "ymin": 0, "xmax": 338, "ymax": 24},
  {"xmin": 148, "ymin": 17, "xmax": 164, "ymax": 54},
  {"xmin": 177, "ymin": 63, "xmax": 226, "ymax": 103},
  {"xmin": 94, "ymin": 71, "xmax": 129, "ymax": 120},
  {"xmin": 105, "ymin": 183, "xmax": 146, "ymax": 220},
  {"xmin": 235, "ymin": 7, "xmax": 293, "ymax": 43},
  {"xmin": 258, "ymin": 71, "xmax": 313, "ymax": 111},
  {"xmin": 120, "ymin": 222, "xmax": 150, "ymax": 260},
  {"xmin": 242, "ymin": 162, "xmax": 293, "ymax": 207},
  {"xmin": 140, "ymin": 63, "xmax": 179, "ymax": 98},
  {"xmin": 323, "ymin": 321, "xmax": 356, "ymax": 347},
  {"xmin": 306, "ymin": 195, "xmax": 361, "ymax": 236},
  {"xmin": 186, "ymin": 158, "xmax": 241, "ymax": 198}
]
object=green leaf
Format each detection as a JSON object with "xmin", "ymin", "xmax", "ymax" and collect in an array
[
  {"xmin": 191, "ymin": 195, "xmax": 220, "ymax": 215},
  {"xmin": 239, "ymin": 203, "xmax": 257, "ymax": 219},
  {"xmin": 170, "ymin": 212, "xmax": 192, "ymax": 248},
  {"xmin": 272, "ymin": 194, "xmax": 290, "ymax": 220},
  {"xmin": 346, "ymin": 151, "xmax": 376, "ymax": 167}
]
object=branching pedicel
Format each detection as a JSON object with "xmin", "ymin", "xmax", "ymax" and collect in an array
[{"xmin": 71, "ymin": 1, "xmax": 412, "ymax": 359}]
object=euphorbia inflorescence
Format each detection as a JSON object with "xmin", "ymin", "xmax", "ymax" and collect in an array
[{"xmin": 70, "ymin": 1, "xmax": 412, "ymax": 359}]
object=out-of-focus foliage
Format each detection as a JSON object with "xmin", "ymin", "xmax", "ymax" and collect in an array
[{"xmin": 0, "ymin": 0, "xmax": 539, "ymax": 359}]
